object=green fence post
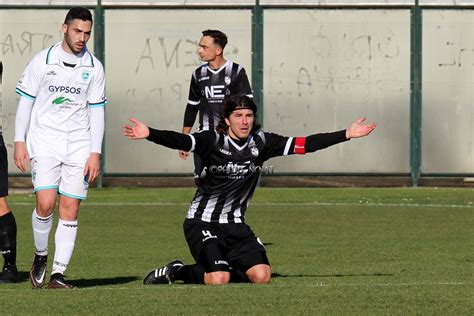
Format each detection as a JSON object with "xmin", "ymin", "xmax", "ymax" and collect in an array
[
  {"xmin": 94, "ymin": 0, "xmax": 105, "ymax": 188},
  {"xmin": 252, "ymin": 0, "xmax": 264, "ymax": 124},
  {"xmin": 410, "ymin": 0, "xmax": 422, "ymax": 187}
]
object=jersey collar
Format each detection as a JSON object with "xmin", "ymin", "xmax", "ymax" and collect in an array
[
  {"xmin": 45, "ymin": 42, "xmax": 95, "ymax": 67},
  {"xmin": 205, "ymin": 60, "xmax": 230, "ymax": 74}
]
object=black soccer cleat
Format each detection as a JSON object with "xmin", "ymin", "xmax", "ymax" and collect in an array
[
  {"xmin": 143, "ymin": 260, "xmax": 184, "ymax": 285},
  {"xmin": 30, "ymin": 254, "xmax": 48, "ymax": 288},
  {"xmin": 0, "ymin": 264, "xmax": 19, "ymax": 284},
  {"xmin": 47, "ymin": 273, "xmax": 74, "ymax": 289}
]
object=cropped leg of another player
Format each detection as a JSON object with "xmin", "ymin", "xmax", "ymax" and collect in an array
[{"xmin": 0, "ymin": 136, "xmax": 19, "ymax": 284}]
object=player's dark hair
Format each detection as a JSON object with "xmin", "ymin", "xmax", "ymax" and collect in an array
[
  {"xmin": 216, "ymin": 95, "xmax": 261, "ymax": 134},
  {"xmin": 64, "ymin": 7, "xmax": 93, "ymax": 25},
  {"xmin": 202, "ymin": 29, "xmax": 227, "ymax": 49}
]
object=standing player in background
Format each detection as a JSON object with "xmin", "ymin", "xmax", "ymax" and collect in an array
[
  {"xmin": 179, "ymin": 29, "xmax": 253, "ymax": 183},
  {"xmin": 124, "ymin": 95, "xmax": 376, "ymax": 286},
  {"xmin": 0, "ymin": 61, "xmax": 19, "ymax": 284},
  {"xmin": 14, "ymin": 7, "xmax": 106, "ymax": 289}
]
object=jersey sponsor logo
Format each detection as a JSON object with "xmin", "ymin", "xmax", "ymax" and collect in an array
[
  {"xmin": 201, "ymin": 162, "xmax": 275, "ymax": 179},
  {"xmin": 48, "ymin": 85, "xmax": 82, "ymax": 94},
  {"xmin": 46, "ymin": 70, "xmax": 57, "ymax": 76},
  {"xmin": 52, "ymin": 97, "xmax": 73, "ymax": 105},
  {"xmin": 219, "ymin": 148, "xmax": 232, "ymax": 156},
  {"xmin": 198, "ymin": 76, "xmax": 209, "ymax": 82},
  {"xmin": 52, "ymin": 96, "xmax": 81, "ymax": 109},
  {"xmin": 204, "ymin": 85, "xmax": 225, "ymax": 99}
]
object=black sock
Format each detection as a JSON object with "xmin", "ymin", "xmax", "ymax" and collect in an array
[
  {"xmin": 0, "ymin": 212, "xmax": 17, "ymax": 267},
  {"xmin": 229, "ymin": 268, "xmax": 250, "ymax": 283},
  {"xmin": 174, "ymin": 263, "xmax": 205, "ymax": 284}
]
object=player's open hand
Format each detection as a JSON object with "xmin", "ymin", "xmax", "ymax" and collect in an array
[
  {"xmin": 14, "ymin": 141, "xmax": 30, "ymax": 172},
  {"xmin": 123, "ymin": 118, "xmax": 150, "ymax": 140},
  {"xmin": 346, "ymin": 118, "xmax": 377, "ymax": 139}
]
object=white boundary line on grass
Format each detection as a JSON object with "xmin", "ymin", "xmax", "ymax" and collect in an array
[{"xmin": 9, "ymin": 202, "xmax": 474, "ymax": 208}]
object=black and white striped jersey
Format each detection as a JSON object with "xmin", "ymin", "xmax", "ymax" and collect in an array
[
  {"xmin": 187, "ymin": 130, "xmax": 294, "ymax": 224},
  {"xmin": 187, "ymin": 61, "xmax": 253, "ymax": 131}
]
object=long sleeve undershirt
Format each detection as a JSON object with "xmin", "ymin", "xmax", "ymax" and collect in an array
[
  {"xmin": 14, "ymin": 96, "xmax": 33, "ymax": 142},
  {"xmin": 146, "ymin": 128, "xmax": 349, "ymax": 154}
]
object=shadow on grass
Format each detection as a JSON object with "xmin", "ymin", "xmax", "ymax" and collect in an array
[
  {"xmin": 70, "ymin": 276, "xmax": 141, "ymax": 288},
  {"xmin": 16, "ymin": 271, "xmax": 139, "ymax": 288},
  {"xmin": 272, "ymin": 272, "xmax": 394, "ymax": 278},
  {"xmin": 18, "ymin": 271, "xmax": 30, "ymax": 282}
]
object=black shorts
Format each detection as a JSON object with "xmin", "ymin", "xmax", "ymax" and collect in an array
[
  {"xmin": 183, "ymin": 218, "xmax": 269, "ymax": 273},
  {"xmin": 0, "ymin": 135, "xmax": 8, "ymax": 197}
]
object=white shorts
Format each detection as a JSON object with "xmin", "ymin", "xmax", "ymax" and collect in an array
[{"xmin": 31, "ymin": 157, "xmax": 89, "ymax": 200}]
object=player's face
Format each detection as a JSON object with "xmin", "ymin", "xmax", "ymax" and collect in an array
[
  {"xmin": 198, "ymin": 36, "xmax": 222, "ymax": 62},
  {"xmin": 62, "ymin": 19, "xmax": 92, "ymax": 54},
  {"xmin": 225, "ymin": 109, "xmax": 255, "ymax": 140}
]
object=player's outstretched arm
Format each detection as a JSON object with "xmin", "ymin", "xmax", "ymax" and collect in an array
[
  {"xmin": 123, "ymin": 118, "xmax": 150, "ymax": 140},
  {"xmin": 345, "ymin": 117, "xmax": 377, "ymax": 139}
]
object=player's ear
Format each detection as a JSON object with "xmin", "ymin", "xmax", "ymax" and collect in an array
[
  {"xmin": 61, "ymin": 23, "xmax": 68, "ymax": 34},
  {"xmin": 216, "ymin": 46, "xmax": 223, "ymax": 56},
  {"xmin": 225, "ymin": 117, "xmax": 231, "ymax": 127}
]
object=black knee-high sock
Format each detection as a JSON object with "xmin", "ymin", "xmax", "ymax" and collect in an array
[
  {"xmin": 0, "ymin": 212, "xmax": 17, "ymax": 266},
  {"xmin": 174, "ymin": 263, "xmax": 205, "ymax": 284},
  {"xmin": 229, "ymin": 268, "xmax": 250, "ymax": 283}
]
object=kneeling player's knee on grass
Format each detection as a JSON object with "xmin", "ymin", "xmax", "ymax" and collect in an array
[
  {"xmin": 247, "ymin": 265, "xmax": 271, "ymax": 284},
  {"xmin": 205, "ymin": 271, "xmax": 230, "ymax": 285}
]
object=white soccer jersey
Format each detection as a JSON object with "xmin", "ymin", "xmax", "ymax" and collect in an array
[{"xmin": 16, "ymin": 42, "xmax": 106, "ymax": 161}]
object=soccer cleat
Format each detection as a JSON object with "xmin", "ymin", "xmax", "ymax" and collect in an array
[
  {"xmin": 0, "ymin": 264, "xmax": 19, "ymax": 284},
  {"xmin": 143, "ymin": 260, "xmax": 184, "ymax": 285},
  {"xmin": 47, "ymin": 273, "xmax": 74, "ymax": 289},
  {"xmin": 30, "ymin": 254, "xmax": 48, "ymax": 288}
]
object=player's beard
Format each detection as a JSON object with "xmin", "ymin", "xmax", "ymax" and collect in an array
[{"xmin": 64, "ymin": 33, "xmax": 84, "ymax": 55}]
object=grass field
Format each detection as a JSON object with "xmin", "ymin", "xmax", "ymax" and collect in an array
[{"xmin": 1, "ymin": 187, "xmax": 472, "ymax": 314}]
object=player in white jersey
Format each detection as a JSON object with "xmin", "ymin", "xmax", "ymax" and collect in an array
[{"xmin": 13, "ymin": 7, "xmax": 106, "ymax": 289}]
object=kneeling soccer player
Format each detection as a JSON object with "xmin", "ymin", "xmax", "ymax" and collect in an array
[{"xmin": 123, "ymin": 95, "xmax": 376, "ymax": 285}]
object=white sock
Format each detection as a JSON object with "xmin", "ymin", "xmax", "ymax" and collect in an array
[
  {"xmin": 52, "ymin": 219, "xmax": 78, "ymax": 275},
  {"xmin": 32, "ymin": 208, "xmax": 53, "ymax": 256}
]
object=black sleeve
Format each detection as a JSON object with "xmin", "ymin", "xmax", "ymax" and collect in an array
[
  {"xmin": 187, "ymin": 73, "xmax": 200, "ymax": 103},
  {"xmin": 146, "ymin": 129, "xmax": 216, "ymax": 157},
  {"xmin": 262, "ymin": 129, "xmax": 349, "ymax": 159},
  {"xmin": 183, "ymin": 73, "xmax": 200, "ymax": 127},
  {"xmin": 146, "ymin": 128, "xmax": 193, "ymax": 151},
  {"xmin": 234, "ymin": 67, "xmax": 253, "ymax": 96},
  {"xmin": 191, "ymin": 131, "xmax": 216, "ymax": 157},
  {"xmin": 183, "ymin": 104, "xmax": 199, "ymax": 127},
  {"xmin": 305, "ymin": 130, "xmax": 349, "ymax": 153}
]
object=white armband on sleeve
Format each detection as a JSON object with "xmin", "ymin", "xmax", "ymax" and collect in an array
[
  {"xmin": 14, "ymin": 96, "xmax": 34, "ymax": 142},
  {"xmin": 90, "ymin": 106, "xmax": 105, "ymax": 154}
]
